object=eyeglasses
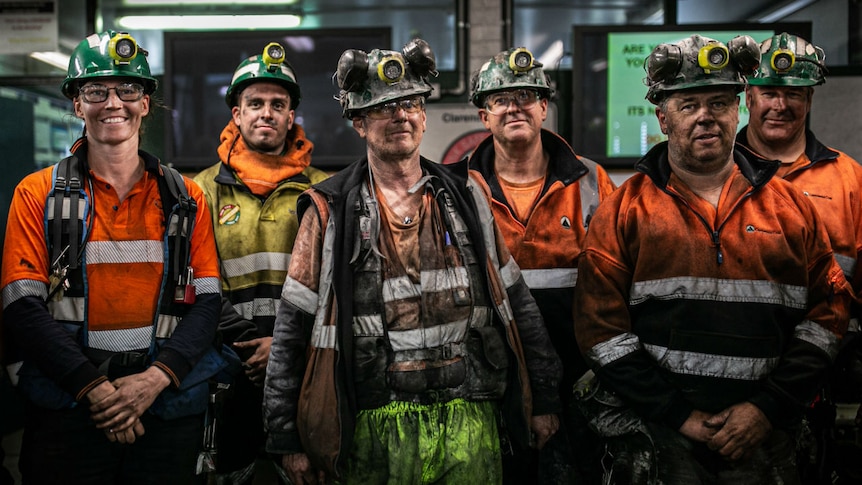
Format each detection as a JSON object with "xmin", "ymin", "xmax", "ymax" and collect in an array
[
  {"xmin": 484, "ymin": 89, "xmax": 540, "ymax": 115},
  {"xmin": 79, "ymin": 83, "xmax": 145, "ymax": 103},
  {"xmin": 363, "ymin": 97, "xmax": 425, "ymax": 120}
]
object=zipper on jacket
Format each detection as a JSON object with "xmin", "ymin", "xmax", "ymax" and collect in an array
[{"xmin": 711, "ymin": 231, "xmax": 723, "ymax": 264}]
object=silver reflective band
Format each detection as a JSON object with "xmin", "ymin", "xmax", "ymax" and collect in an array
[
  {"xmin": 643, "ymin": 344, "xmax": 777, "ymax": 380},
  {"xmin": 86, "ymin": 240, "xmax": 163, "ymax": 264},
  {"xmin": 222, "ymin": 252, "xmax": 290, "ymax": 279},
  {"xmin": 281, "ymin": 276, "xmax": 318, "ymax": 315},
  {"xmin": 521, "ymin": 268, "xmax": 578, "ymax": 289},
  {"xmin": 630, "ymin": 276, "xmax": 807, "ymax": 309},
  {"xmin": 587, "ymin": 333, "xmax": 641, "ymax": 367}
]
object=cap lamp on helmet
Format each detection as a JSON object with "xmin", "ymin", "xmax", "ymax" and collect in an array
[
  {"xmin": 62, "ymin": 31, "xmax": 157, "ymax": 100},
  {"xmin": 226, "ymin": 42, "xmax": 302, "ymax": 109},
  {"xmin": 470, "ymin": 47, "xmax": 554, "ymax": 108},
  {"xmin": 644, "ymin": 34, "xmax": 761, "ymax": 105},
  {"xmin": 334, "ymin": 38, "xmax": 437, "ymax": 119},
  {"xmin": 746, "ymin": 33, "xmax": 826, "ymax": 87}
]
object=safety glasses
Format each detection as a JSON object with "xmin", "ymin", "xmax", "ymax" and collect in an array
[
  {"xmin": 363, "ymin": 96, "xmax": 425, "ymax": 120},
  {"xmin": 79, "ymin": 82, "xmax": 145, "ymax": 103},
  {"xmin": 484, "ymin": 89, "xmax": 539, "ymax": 115}
]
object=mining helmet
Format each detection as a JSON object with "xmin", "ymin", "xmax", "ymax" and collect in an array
[
  {"xmin": 335, "ymin": 38, "xmax": 437, "ymax": 119},
  {"xmin": 226, "ymin": 42, "xmax": 301, "ymax": 108},
  {"xmin": 644, "ymin": 34, "xmax": 761, "ymax": 105},
  {"xmin": 747, "ymin": 33, "xmax": 826, "ymax": 87},
  {"xmin": 469, "ymin": 47, "xmax": 553, "ymax": 108},
  {"xmin": 62, "ymin": 31, "xmax": 157, "ymax": 100}
]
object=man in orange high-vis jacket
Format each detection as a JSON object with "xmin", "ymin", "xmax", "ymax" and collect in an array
[
  {"xmin": 573, "ymin": 34, "xmax": 850, "ymax": 485},
  {"xmin": 467, "ymin": 47, "xmax": 617, "ymax": 485},
  {"xmin": 738, "ymin": 32, "xmax": 862, "ymax": 483}
]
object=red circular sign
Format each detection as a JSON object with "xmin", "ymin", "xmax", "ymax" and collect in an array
[{"xmin": 440, "ymin": 130, "xmax": 490, "ymax": 165}]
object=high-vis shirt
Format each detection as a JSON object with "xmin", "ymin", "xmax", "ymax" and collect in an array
[{"xmin": 2, "ymin": 150, "xmax": 221, "ymax": 399}]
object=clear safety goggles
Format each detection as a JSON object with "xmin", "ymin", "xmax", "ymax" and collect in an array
[
  {"xmin": 484, "ymin": 89, "xmax": 539, "ymax": 115},
  {"xmin": 363, "ymin": 96, "xmax": 425, "ymax": 120},
  {"xmin": 79, "ymin": 82, "xmax": 145, "ymax": 103}
]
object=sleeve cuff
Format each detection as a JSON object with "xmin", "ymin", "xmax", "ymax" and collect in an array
[
  {"xmin": 61, "ymin": 361, "xmax": 107, "ymax": 401},
  {"xmin": 265, "ymin": 431, "xmax": 304, "ymax": 455},
  {"xmin": 153, "ymin": 347, "xmax": 190, "ymax": 388}
]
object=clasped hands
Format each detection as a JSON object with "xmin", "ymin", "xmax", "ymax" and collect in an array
[
  {"xmin": 86, "ymin": 366, "xmax": 171, "ymax": 444},
  {"xmin": 678, "ymin": 402, "xmax": 772, "ymax": 461}
]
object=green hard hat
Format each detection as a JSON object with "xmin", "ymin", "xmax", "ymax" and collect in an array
[
  {"xmin": 644, "ymin": 34, "xmax": 761, "ymax": 104},
  {"xmin": 747, "ymin": 33, "xmax": 826, "ymax": 87},
  {"xmin": 226, "ymin": 42, "xmax": 301, "ymax": 108},
  {"xmin": 335, "ymin": 38, "xmax": 437, "ymax": 119},
  {"xmin": 62, "ymin": 31, "xmax": 157, "ymax": 100},
  {"xmin": 469, "ymin": 47, "xmax": 553, "ymax": 107}
]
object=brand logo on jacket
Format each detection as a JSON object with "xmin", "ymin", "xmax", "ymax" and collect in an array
[
  {"xmin": 218, "ymin": 204, "xmax": 240, "ymax": 225},
  {"xmin": 561, "ymin": 216, "xmax": 571, "ymax": 229},
  {"xmin": 745, "ymin": 224, "xmax": 782, "ymax": 235}
]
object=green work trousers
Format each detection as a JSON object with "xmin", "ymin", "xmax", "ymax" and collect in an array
[{"xmin": 345, "ymin": 398, "xmax": 502, "ymax": 484}]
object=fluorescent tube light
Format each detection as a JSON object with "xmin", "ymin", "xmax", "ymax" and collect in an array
[
  {"xmin": 30, "ymin": 51, "xmax": 71, "ymax": 71},
  {"xmin": 755, "ymin": 0, "xmax": 817, "ymax": 23},
  {"xmin": 124, "ymin": 0, "xmax": 296, "ymax": 4},
  {"xmin": 117, "ymin": 14, "xmax": 302, "ymax": 30}
]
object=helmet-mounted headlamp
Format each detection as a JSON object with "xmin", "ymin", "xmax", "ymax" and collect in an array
[
  {"xmin": 746, "ymin": 33, "xmax": 826, "ymax": 87},
  {"xmin": 771, "ymin": 49, "xmax": 795, "ymax": 72},
  {"xmin": 262, "ymin": 42, "xmax": 286, "ymax": 72},
  {"xmin": 509, "ymin": 48, "xmax": 534, "ymax": 73},
  {"xmin": 469, "ymin": 46, "xmax": 552, "ymax": 107},
  {"xmin": 62, "ymin": 30, "xmax": 157, "ymax": 99},
  {"xmin": 377, "ymin": 54, "xmax": 405, "ymax": 83},
  {"xmin": 108, "ymin": 32, "xmax": 137, "ymax": 65},
  {"xmin": 698, "ymin": 41, "xmax": 729, "ymax": 73},
  {"xmin": 644, "ymin": 34, "xmax": 760, "ymax": 105},
  {"xmin": 335, "ymin": 39, "xmax": 437, "ymax": 118}
]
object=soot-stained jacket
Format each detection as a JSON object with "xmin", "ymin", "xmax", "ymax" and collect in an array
[{"xmin": 263, "ymin": 156, "xmax": 562, "ymax": 477}]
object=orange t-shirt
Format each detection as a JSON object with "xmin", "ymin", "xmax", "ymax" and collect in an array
[{"xmin": 498, "ymin": 174, "xmax": 545, "ymax": 223}]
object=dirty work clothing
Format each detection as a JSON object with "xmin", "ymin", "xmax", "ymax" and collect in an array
[
  {"xmin": 263, "ymin": 156, "xmax": 562, "ymax": 479},
  {"xmin": 195, "ymin": 122, "xmax": 328, "ymax": 346},
  {"xmin": 345, "ymin": 399, "xmax": 501, "ymax": 484},
  {"xmin": 737, "ymin": 127, "xmax": 862, "ymax": 308}
]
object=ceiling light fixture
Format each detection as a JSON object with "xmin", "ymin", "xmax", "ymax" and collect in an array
[
  {"xmin": 30, "ymin": 51, "xmax": 71, "ymax": 71},
  {"xmin": 123, "ymin": 0, "xmax": 296, "ymax": 5},
  {"xmin": 116, "ymin": 14, "xmax": 302, "ymax": 30},
  {"xmin": 755, "ymin": 0, "xmax": 818, "ymax": 23}
]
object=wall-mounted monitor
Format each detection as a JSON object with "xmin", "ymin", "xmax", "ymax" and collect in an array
[
  {"xmin": 163, "ymin": 28, "xmax": 390, "ymax": 170},
  {"xmin": 572, "ymin": 22, "xmax": 811, "ymax": 168}
]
